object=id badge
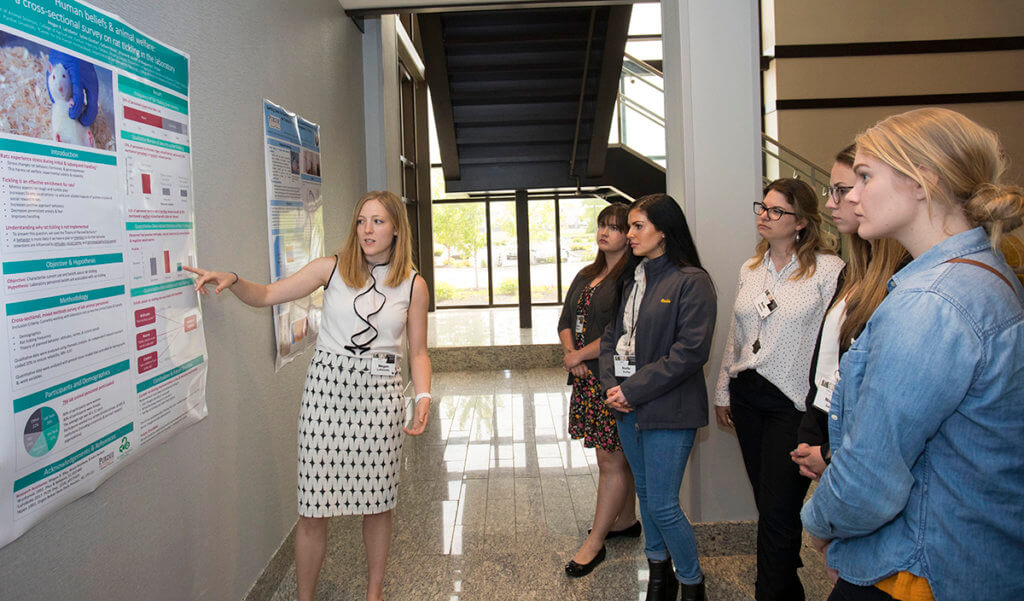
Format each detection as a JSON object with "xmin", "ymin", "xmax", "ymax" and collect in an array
[
  {"xmin": 371, "ymin": 352, "xmax": 397, "ymax": 376},
  {"xmin": 575, "ymin": 314, "xmax": 585, "ymax": 334},
  {"xmin": 754, "ymin": 290, "xmax": 778, "ymax": 319},
  {"xmin": 614, "ymin": 354, "xmax": 636, "ymax": 377},
  {"xmin": 813, "ymin": 376, "xmax": 837, "ymax": 412}
]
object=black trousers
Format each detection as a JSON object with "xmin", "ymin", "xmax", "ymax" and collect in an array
[
  {"xmin": 729, "ymin": 370, "xmax": 811, "ymax": 601},
  {"xmin": 828, "ymin": 580, "xmax": 895, "ymax": 601}
]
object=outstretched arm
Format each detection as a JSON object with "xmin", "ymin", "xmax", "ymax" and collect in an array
[
  {"xmin": 185, "ymin": 256, "xmax": 336, "ymax": 308},
  {"xmin": 404, "ymin": 276, "xmax": 432, "ymax": 436}
]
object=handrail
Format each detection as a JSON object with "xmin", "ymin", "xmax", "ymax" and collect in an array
[
  {"xmin": 621, "ymin": 68, "xmax": 664, "ymax": 95},
  {"xmin": 618, "ymin": 93, "xmax": 665, "ymax": 127},
  {"xmin": 623, "ymin": 52, "xmax": 663, "ymax": 77},
  {"xmin": 761, "ymin": 133, "xmax": 830, "ymax": 179},
  {"xmin": 569, "ymin": 9, "xmax": 597, "ymax": 180},
  {"xmin": 762, "ymin": 147, "xmax": 822, "ymax": 183}
]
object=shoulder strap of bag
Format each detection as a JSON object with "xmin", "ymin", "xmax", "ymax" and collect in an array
[{"xmin": 945, "ymin": 258, "xmax": 1016, "ymax": 293}]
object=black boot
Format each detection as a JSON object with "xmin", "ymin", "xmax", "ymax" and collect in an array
[
  {"xmin": 679, "ymin": 575, "xmax": 705, "ymax": 601},
  {"xmin": 646, "ymin": 558, "xmax": 679, "ymax": 601}
]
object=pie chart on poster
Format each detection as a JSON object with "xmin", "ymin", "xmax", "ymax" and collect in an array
[{"xmin": 24, "ymin": 407, "xmax": 60, "ymax": 458}]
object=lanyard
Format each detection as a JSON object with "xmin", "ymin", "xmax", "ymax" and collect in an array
[
  {"xmin": 344, "ymin": 263, "xmax": 388, "ymax": 355},
  {"xmin": 752, "ymin": 255, "xmax": 792, "ymax": 354}
]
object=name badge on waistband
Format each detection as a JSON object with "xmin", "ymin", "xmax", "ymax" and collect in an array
[
  {"xmin": 813, "ymin": 374, "xmax": 839, "ymax": 412},
  {"xmin": 614, "ymin": 354, "xmax": 636, "ymax": 377},
  {"xmin": 371, "ymin": 352, "xmax": 398, "ymax": 376}
]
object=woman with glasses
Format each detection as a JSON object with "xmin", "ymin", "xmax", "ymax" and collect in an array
[
  {"xmin": 790, "ymin": 147, "xmax": 908, "ymax": 481},
  {"xmin": 559, "ymin": 202, "xmax": 639, "ymax": 578},
  {"xmin": 714, "ymin": 178, "xmax": 843, "ymax": 601},
  {"xmin": 601, "ymin": 194, "xmax": 716, "ymax": 601},
  {"xmin": 801, "ymin": 108, "xmax": 1024, "ymax": 601}
]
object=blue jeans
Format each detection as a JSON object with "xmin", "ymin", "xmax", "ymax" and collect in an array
[{"xmin": 617, "ymin": 411, "xmax": 702, "ymax": 585}]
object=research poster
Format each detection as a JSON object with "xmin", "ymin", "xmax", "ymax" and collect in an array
[
  {"xmin": 262, "ymin": 100, "xmax": 324, "ymax": 371},
  {"xmin": 0, "ymin": 0, "xmax": 206, "ymax": 548}
]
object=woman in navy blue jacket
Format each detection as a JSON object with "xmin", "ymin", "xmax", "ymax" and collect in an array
[{"xmin": 600, "ymin": 194, "xmax": 717, "ymax": 601}]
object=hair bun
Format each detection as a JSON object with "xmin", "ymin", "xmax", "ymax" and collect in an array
[{"xmin": 965, "ymin": 182, "xmax": 1024, "ymax": 240}]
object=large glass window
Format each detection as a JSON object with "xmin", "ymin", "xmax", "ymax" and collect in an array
[
  {"xmin": 528, "ymin": 200, "xmax": 559, "ymax": 304},
  {"xmin": 432, "ymin": 202, "xmax": 487, "ymax": 306},
  {"xmin": 431, "ymin": 193, "xmax": 613, "ymax": 307},
  {"xmin": 489, "ymin": 202, "xmax": 518, "ymax": 304},
  {"xmin": 558, "ymin": 197, "xmax": 609, "ymax": 295}
]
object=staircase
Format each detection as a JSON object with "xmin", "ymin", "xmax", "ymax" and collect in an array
[{"xmin": 420, "ymin": 5, "xmax": 636, "ymax": 194}]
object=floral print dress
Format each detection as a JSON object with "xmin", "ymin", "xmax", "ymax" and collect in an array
[{"xmin": 567, "ymin": 283, "xmax": 622, "ymax": 451}]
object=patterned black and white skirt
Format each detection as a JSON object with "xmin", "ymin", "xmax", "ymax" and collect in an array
[{"xmin": 297, "ymin": 348, "xmax": 405, "ymax": 517}]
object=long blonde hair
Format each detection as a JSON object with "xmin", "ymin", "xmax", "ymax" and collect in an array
[
  {"xmin": 839, "ymin": 238, "xmax": 909, "ymax": 351},
  {"xmin": 856, "ymin": 107, "xmax": 1024, "ymax": 247},
  {"xmin": 338, "ymin": 190, "xmax": 415, "ymax": 288},
  {"xmin": 750, "ymin": 178, "xmax": 837, "ymax": 279}
]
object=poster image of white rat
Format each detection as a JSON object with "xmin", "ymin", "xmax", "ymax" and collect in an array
[{"xmin": 0, "ymin": 31, "xmax": 116, "ymax": 151}]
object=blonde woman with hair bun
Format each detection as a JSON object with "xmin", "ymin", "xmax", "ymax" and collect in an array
[{"xmin": 801, "ymin": 108, "xmax": 1024, "ymax": 601}]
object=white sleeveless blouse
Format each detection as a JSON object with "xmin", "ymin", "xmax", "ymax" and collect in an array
[{"xmin": 317, "ymin": 261, "xmax": 416, "ymax": 358}]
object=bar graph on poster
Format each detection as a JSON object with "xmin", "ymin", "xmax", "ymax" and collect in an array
[
  {"xmin": 262, "ymin": 100, "xmax": 324, "ymax": 371},
  {"xmin": 0, "ymin": 0, "xmax": 206, "ymax": 548}
]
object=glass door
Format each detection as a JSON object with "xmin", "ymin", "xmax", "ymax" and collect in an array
[
  {"xmin": 431, "ymin": 201, "xmax": 487, "ymax": 307},
  {"xmin": 488, "ymin": 201, "xmax": 518, "ymax": 305}
]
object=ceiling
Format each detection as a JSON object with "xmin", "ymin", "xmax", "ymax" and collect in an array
[{"xmin": 339, "ymin": 0, "xmax": 636, "ymax": 17}]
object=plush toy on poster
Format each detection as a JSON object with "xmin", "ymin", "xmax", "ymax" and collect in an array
[{"xmin": 46, "ymin": 50, "xmax": 98, "ymax": 147}]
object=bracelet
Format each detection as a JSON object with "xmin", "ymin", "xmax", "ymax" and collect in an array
[
  {"xmin": 229, "ymin": 272, "xmax": 239, "ymax": 287},
  {"xmin": 415, "ymin": 392, "xmax": 432, "ymax": 403}
]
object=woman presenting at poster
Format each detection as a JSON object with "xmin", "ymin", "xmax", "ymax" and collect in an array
[{"xmin": 186, "ymin": 190, "xmax": 431, "ymax": 601}]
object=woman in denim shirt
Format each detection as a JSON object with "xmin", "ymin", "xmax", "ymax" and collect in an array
[{"xmin": 801, "ymin": 108, "xmax": 1024, "ymax": 601}]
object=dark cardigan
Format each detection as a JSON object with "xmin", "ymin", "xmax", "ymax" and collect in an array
[{"xmin": 557, "ymin": 265, "xmax": 628, "ymax": 383}]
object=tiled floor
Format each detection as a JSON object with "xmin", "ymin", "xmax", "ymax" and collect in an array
[
  {"xmin": 267, "ymin": 368, "xmax": 833, "ymax": 601},
  {"xmin": 428, "ymin": 307, "xmax": 562, "ymax": 348}
]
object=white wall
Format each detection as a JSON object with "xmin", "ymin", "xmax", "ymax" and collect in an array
[
  {"xmin": 663, "ymin": 0, "xmax": 762, "ymax": 522},
  {"xmin": 0, "ymin": 1, "xmax": 369, "ymax": 599}
]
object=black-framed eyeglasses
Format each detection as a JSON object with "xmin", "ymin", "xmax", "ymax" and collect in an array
[
  {"xmin": 753, "ymin": 202, "xmax": 797, "ymax": 221},
  {"xmin": 823, "ymin": 185, "xmax": 853, "ymax": 201}
]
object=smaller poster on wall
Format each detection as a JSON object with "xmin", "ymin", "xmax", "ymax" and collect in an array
[{"xmin": 261, "ymin": 100, "xmax": 324, "ymax": 370}]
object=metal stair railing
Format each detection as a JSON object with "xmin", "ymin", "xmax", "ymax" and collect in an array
[
  {"xmin": 615, "ymin": 53, "xmax": 666, "ymax": 166},
  {"xmin": 761, "ymin": 133, "xmax": 832, "ymax": 193},
  {"xmin": 612, "ymin": 53, "xmax": 839, "ymax": 246},
  {"xmin": 761, "ymin": 133, "xmax": 841, "ymax": 244}
]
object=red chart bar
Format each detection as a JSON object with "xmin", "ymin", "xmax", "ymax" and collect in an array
[
  {"xmin": 124, "ymin": 106, "xmax": 164, "ymax": 128},
  {"xmin": 141, "ymin": 173, "xmax": 151, "ymax": 194},
  {"xmin": 163, "ymin": 250, "xmax": 170, "ymax": 273}
]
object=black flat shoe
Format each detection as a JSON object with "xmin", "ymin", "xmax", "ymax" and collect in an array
[
  {"xmin": 589, "ymin": 521, "xmax": 642, "ymax": 539},
  {"xmin": 564, "ymin": 545, "xmax": 606, "ymax": 578}
]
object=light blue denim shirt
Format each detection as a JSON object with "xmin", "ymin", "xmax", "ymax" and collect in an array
[{"xmin": 801, "ymin": 227, "xmax": 1024, "ymax": 601}]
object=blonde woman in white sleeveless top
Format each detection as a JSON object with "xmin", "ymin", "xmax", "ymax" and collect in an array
[{"xmin": 187, "ymin": 191, "xmax": 431, "ymax": 601}]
